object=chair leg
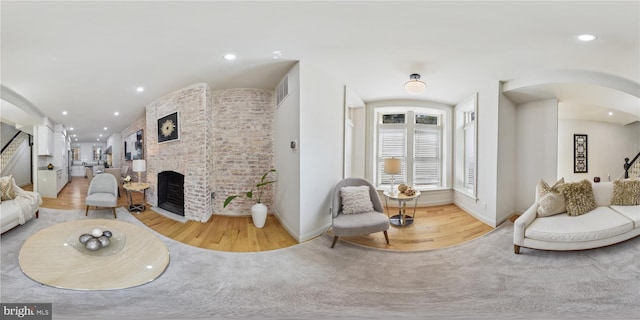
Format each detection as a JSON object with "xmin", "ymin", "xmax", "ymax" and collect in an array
[
  {"xmin": 112, "ymin": 207, "xmax": 117, "ymax": 218},
  {"xmin": 331, "ymin": 236, "xmax": 339, "ymax": 248},
  {"xmin": 514, "ymin": 245, "xmax": 521, "ymax": 254},
  {"xmin": 85, "ymin": 206, "xmax": 89, "ymax": 216},
  {"xmin": 383, "ymin": 230, "xmax": 389, "ymax": 244}
]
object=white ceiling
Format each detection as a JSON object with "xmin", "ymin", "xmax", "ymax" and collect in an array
[{"xmin": 1, "ymin": 1, "xmax": 639, "ymax": 142}]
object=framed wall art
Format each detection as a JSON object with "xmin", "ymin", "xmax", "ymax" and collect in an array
[
  {"xmin": 574, "ymin": 134, "xmax": 587, "ymax": 173},
  {"xmin": 157, "ymin": 112, "xmax": 179, "ymax": 144},
  {"xmin": 124, "ymin": 129, "xmax": 144, "ymax": 160}
]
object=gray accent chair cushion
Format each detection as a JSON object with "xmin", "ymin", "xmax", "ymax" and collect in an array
[{"xmin": 330, "ymin": 178, "xmax": 389, "ymax": 247}]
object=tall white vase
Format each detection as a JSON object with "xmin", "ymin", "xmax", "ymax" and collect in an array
[{"xmin": 251, "ymin": 203, "xmax": 268, "ymax": 228}]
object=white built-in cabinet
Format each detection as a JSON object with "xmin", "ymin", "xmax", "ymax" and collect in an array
[
  {"xmin": 38, "ymin": 169, "xmax": 63, "ymax": 198},
  {"xmin": 37, "ymin": 125, "xmax": 54, "ymax": 156}
]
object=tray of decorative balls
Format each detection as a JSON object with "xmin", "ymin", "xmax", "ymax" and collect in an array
[{"xmin": 397, "ymin": 184, "xmax": 417, "ymax": 196}]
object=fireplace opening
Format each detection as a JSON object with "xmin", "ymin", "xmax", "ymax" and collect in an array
[{"xmin": 158, "ymin": 171, "xmax": 185, "ymax": 216}]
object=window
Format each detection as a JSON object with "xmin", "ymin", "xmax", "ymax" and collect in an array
[
  {"xmin": 375, "ymin": 108, "xmax": 443, "ymax": 189},
  {"xmin": 463, "ymin": 111, "xmax": 475, "ymax": 191},
  {"xmin": 71, "ymin": 147, "xmax": 80, "ymax": 161},
  {"xmin": 454, "ymin": 94, "xmax": 478, "ymax": 197}
]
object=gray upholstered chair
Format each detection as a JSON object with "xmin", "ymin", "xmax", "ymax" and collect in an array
[
  {"xmin": 330, "ymin": 177, "xmax": 390, "ymax": 248},
  {"xmin": 85, "ymin": 173, "xmax": 118, "ymax": 218}
]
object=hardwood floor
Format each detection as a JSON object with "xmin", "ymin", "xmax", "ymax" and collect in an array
[{"xmin": 27, "ymin": 177, "xmax": 494, "ymax": 252}]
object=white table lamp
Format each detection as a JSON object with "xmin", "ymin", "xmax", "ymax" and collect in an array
[{"xmin": 132, "ymin": 159, "xmax": 146, "ymax": 183}]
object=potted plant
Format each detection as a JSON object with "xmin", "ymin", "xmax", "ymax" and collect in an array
[{"xmin": 223, "ymin": 169, "xmax": 276, "ymax": 228}]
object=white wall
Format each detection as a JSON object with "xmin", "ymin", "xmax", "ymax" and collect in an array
[
  {"xmin": 496, "ymin": 90, "xmax": 517, "ymax": 222},
  {"xmin": 344, "ymin": 86, "xmax": 366, "ymax": 178},
  {"xmin": 298, "ymin": 61, "xmax": 345, "ymax": 242},
  {"xmin": 1, "ymin": 138, "xmax": 31, "ymax": 186},
  {"xmin": 558, "ymin": 119, "xmax": 639, "ymax": 182},
  {"xmin": 630, "ymin": 121, "xmax": 640, "ymax": 151},
  {"xmin": 274, "ymin": 61, "xmax": 347, "ymax": 242},
  {"xmin": 514, "ymin": 99, "xmax": 558, "ymax": 212},
  {"xmin": 1, "ymin": 122, "xmax": 20, "ymax": 147},
  {"xmin": 274, "ymin": 63, "xmax": 302, "ymax": 239}
]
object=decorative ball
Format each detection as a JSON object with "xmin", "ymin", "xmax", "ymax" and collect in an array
[
  {"xmin": 102, "ymin": 230, "xmax": 112, "ymax": 238},
  {"xmin": 97, "ymin": 236, "xmax": 111, "ymax": 247},
  {"xmin": 91, "ymin": 228, "xmax": 103, "ymax": 237},
  {"xmin": 398, "ymin": 184, "xmax": 408, "ymax": 193},
  {"xmin": 85, "ymin": 238, "xmax": 102, "ymax": 251},
  {"xmin": 79, "ymin": 234, "xmax": 94, "ymax": 244}
]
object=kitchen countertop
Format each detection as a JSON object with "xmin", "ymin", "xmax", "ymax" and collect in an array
[{"xmin": 38, "ymin": 167, "xmax": 63, "ymax": 171}]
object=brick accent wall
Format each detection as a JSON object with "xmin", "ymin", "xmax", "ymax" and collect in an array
[
  {"xmin": 145, "ymin": 83, "xmax": 214, "ymax": 222},
  {"xmin": 128, "ymin": 83, "xmax": 275, "ymax": 221},
  {"xmin": 213, "ymin": 88, "xmax": 275, "ymax": 215}
]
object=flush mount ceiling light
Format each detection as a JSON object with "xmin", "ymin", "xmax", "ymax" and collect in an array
[
  {"xmin": 223, "ymin": 53, "xmax": 236, "ymax": 61},
  {"xmin": 136, "ymin": 87, "xmax": 144, "ymax": 93},
  {"xmin": 404, "ymin": 73, "xmax": 426, "ymax": 95},
  {"xmin": 578, "ymin": 34, "xmax": 597, "ymax": 42}
]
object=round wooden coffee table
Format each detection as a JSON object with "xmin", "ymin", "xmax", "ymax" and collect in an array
[{"xmin": 19, "ymin": 219, "xmax": 170, "ymax": 290}]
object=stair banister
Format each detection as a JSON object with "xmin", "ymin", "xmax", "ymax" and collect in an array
[{"xmin": 623, "ymin": 151, "xmax": 640, "ymax": 179}]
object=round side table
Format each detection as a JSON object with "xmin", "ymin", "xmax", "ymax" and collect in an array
[
  {"xmin": 383, "ymin": 190, "xmax": 421, "ymax": 227},
  {"xmin": 123, "ymin": 182, "xmax": 150, "ymax": 212}
]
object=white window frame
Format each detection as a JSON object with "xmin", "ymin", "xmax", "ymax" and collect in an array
[
  {"xmin": 372, "ymin": 106, "xmax": 446, "ymax": 190},
  {"xmin": 454, "ymin": 93, "xmax": 478, "ymax": 199}
]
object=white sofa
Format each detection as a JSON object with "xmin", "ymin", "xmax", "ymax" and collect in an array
[
  {"xmin": 1, "ymin": 180, "xmax": 42, "ymax": 234},
  {"xmin": 514, "ymin": 181, "xmax": 640, "ymax": 254}
]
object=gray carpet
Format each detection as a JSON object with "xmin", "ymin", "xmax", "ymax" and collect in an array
[{"xmin": 1, "ymin": 207, "xmax": 638, "ymax": 320}]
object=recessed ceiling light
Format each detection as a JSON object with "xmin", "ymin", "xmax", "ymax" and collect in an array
[
  {"xmin": 97, "ymin": 138, "xmax": 100, "ymax": 141},
  {"xmin": 608, "ymin": 112, "xmax": 613, "ymax": 116},
  {"xmin": 99, "ymin": 134, "xmax": 103, "ymax": 137},
  {"xmin": 136, "ymin": 87, "xmax": 144, "ymax": 92},
  {"xmin": 114, "ymin": 112, "xmax": 119, "ymax": 116},
  {"xmin": 62, "ymin": 111, "xmax": 68, "ymax": 115},
  {"xmin": 74, "ymin": 138, "xmax": 78, "ymax": 141},
  {"xmin": 104, "ymin": 127, "xmax": 108, "ymax": 130},
  {"xmin": 72, "ymin": 134, "xmax": 76, "ymax": 137},
  {"xmin": 273, "ymin": 50, "xmax": 283, "ymax": 59},
  {"xmin": 69, "ymin": 127, "xmax": 74, "ymax": 131},
  {"xmin": 224, "ymin": 53, "xmax": 236, "ymax": 61},
  {"xmin": 578, "ymin": 34, "xmax": 597, "ymax": 42}
]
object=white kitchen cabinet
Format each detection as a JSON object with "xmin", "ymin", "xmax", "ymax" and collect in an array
[
  {"xmin": 37, "ymin": 125, "xmax": 54, "ymax": 156},
  {"xmin": 38, "ymin": 169, "xmax": 60, "ymax": 198}
]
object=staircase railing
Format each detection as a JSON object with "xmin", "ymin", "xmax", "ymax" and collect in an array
[
  {"xmin": 624, "ymin": 152, "xmax": 640, "ymax": 179},
  {"xmin": 1, "ymin": 131, "xmax": 22, "ymax": 154}
]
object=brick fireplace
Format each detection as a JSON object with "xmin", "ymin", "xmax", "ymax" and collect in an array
[
  {"xmin": 141, "ymin": 83, "xmax": 274, "ymax": 222},
  {"xmin": 144, "ymin": 83, "xmax": 214, "ymax": 222}
]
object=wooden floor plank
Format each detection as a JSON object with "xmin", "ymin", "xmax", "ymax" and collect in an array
[{"xmin": 28, "ymin": 177, "xmax": 493, "ymax": 252}]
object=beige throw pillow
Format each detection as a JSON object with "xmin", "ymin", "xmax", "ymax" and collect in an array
[
  {"xmin": 0, "ymin": 175, "xmax": 16, "ymax": 201},
  {"xmin": 341, "ymin": 186, "xmax": 374, "ymax": 215},
  {"xmin": 611, "ymin": 179, "xmax": 640, "ymax": 206},
  {"xmin": 536, "ymin": 178, "xmax": 566, "ymax": 217},
  {"xmin": 561, "ymin": 179, "xmax": 597, "ymax": 216}
]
